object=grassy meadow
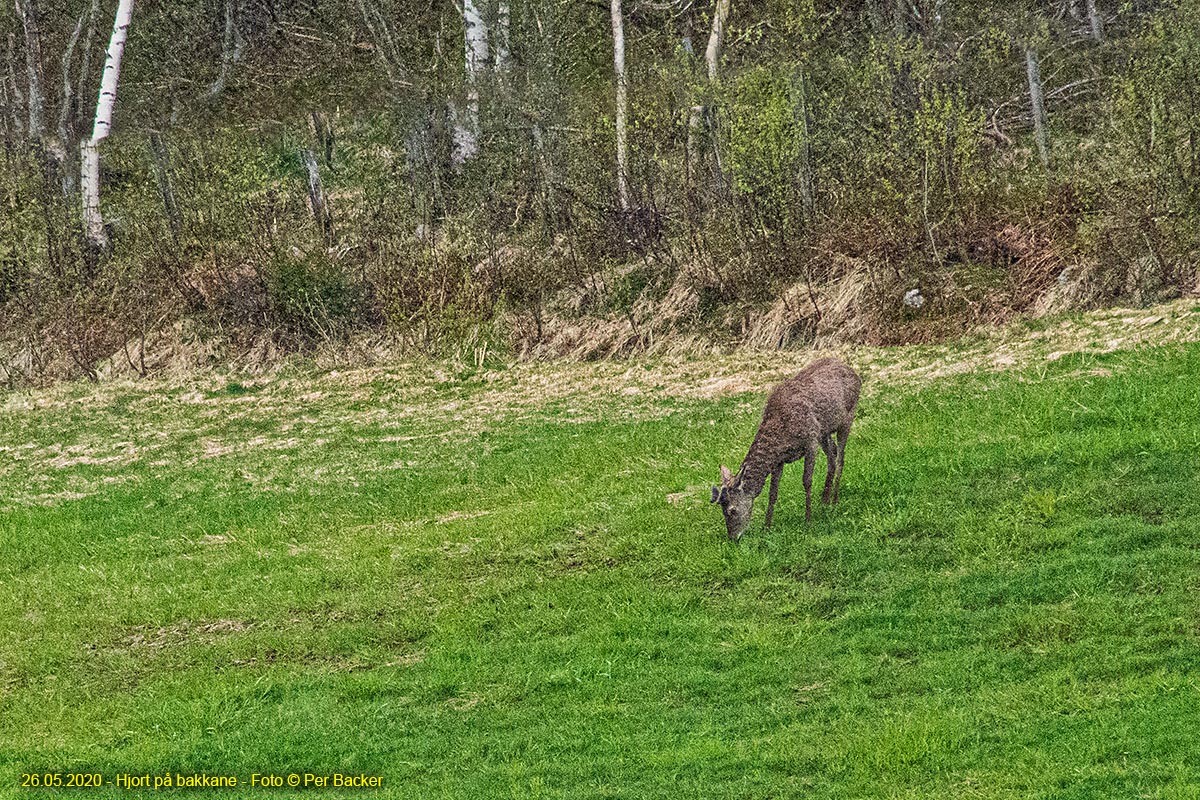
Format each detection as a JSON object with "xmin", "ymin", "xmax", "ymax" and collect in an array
[{"xmin": 2, "ymin": 321, "xmax": 1200, "ymax": 798}]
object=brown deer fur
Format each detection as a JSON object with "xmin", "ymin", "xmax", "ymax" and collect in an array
[{"xmin": 711, "ymin": 358, "xmax": 861, "ymax": 540}]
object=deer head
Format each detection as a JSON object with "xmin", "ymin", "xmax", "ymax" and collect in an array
[{"xmin": 710, "ymin": 464, "xmax": 753, "ymax": 541}]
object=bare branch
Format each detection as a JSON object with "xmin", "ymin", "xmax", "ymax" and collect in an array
[
  {"xmin": 14, "ymin": 0, "xmax": 47, "ymax": 138},
  {"xmin": 57, "ymin": 9, "xmax": 86, "ymax": 146}
]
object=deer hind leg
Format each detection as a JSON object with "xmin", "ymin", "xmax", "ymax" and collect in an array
[
  {"xmin": 802, "ymin": 447, "xmax": 816, "ymax": 522},
  {"xmin": 833, "ymin": 425, "xmax": 851, "ymax": 504},
  {"xmin": 820, "ymin": 433, "xmax": 838, "ymax": 504},
  {"xmin": 764, "ymin": 465, "xmax": 783, "ymax": 528}
]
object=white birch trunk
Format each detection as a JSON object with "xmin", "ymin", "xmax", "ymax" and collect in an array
[
  {"xmin": 1025, "ymin": 47, "xmax": 1051, "ymax": 173},
  {"xmin": 1085, "ymin": 0, "xmax": 1103, "ymax": 42},
  {"xmin": 493, "ymin": 0, "xmax": 510, "ymax": 71},
  {"xmin": 301, "ymin": 147, "xmax": 332, "ymax": 242},
  {"xmin": 611, "ymin": 0, "xmax": 629, "ymax": 210},
  {"xmin": 452, "ymin": 0, "xmax": 489, "ymax": 167},
  {"xmin": 703, "ymin": 0, "xmax": 730, "ymax": 82},
  {"xmin": 81, "ymin": 0, "xmax": 133, "ymax": 251}
]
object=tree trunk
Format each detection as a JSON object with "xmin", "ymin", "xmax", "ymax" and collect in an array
[
  {"xmin": 3, "ymin": 34, "xmax": 23, "ymax": 141},
  {"xmin": 703, "ymin": 0, "xmax": 730, "ymax": 82},
  {"xmin": 452, "ymin": 0, "xmax": 489, "ymax": 167},
  {"xmin": 310, "ymin": 110, "xmax": 334, "ymax": 166},
  {"xmin": 611, "ymin": 0, "xmax": 629, "ymax": 210},
  {"xmin": 80, "ymin": 135, "xmax": 101, "ymax": 242},
  {"xmin": 687, "ymin": 0, "xmax": 731, "ymax": 183},
  {"xmin": 531, "ymin": 122, "xmax": 557, "ymax": 223},
  {"xmin": 56, "ymin": 13, "xmax": 83, "ymax": 140},
  {"xmin": 1025, "ymin": 47, "xmax": 1051, "ymax": 173},
  {"xmin": 493, "ymin": 0, "xmax": 510, "ymax": 71},
  {"xmin": 208, "ymin": 0, "xmax": 245, "ymax": 99},
  {"xmin": 795, "ymin": 70, "xmax": 815, "ymax": 222},
  {"xmin": 1085, "ymin": 0, "xmax": 1104, "ymax": 42},
  {"xmin": 404, "ymin": 121, "xmax": 440, "ymax": 238},
  {"xmin": 686, "ymin": 103, "xmax": 703, "ymax": 179},
  {"xmin": 14, "ymin": 0, "xmax": 46, "ymax": 140},
  {"xmin": 74, "ymin": 0, "xmax": 99, "ymax": 131},
  {"xmin": 301, "ymin": 148, "xmax": 333, "ymax": 243},
  {"xmin": 81, "ymin": 0, "xmax": 134, "ymax": 252},
  {"xmin": 54, "ymin": 7, "xmax": 93, "ymax": 195},
  {"xmin": 148, "ymin": 130, "xmax": 181, "ymax": 245}
]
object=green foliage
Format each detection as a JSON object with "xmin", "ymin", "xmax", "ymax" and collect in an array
[
  {"xmin": 1109, "ymin": 1, "xmax": 1200, "ymax": 288},
  {"xmin": 824, "ymin": 38, "xmax": 987, "ymax": 250},
  {"xmin": 4, "ymin": 0, "xmax": 1200, "ymax": 371},
  {"xmin": 726, "ymin": 66, "xmax": 806, "ymax": 228},
  {"xmin": 263, "ymin": 249, "xmax": 366, "ymax": 345}
]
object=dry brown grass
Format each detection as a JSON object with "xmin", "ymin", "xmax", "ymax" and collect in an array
[{"xmin": 4, "ymin": 298, "xmax": 1198, "ymax": 513}]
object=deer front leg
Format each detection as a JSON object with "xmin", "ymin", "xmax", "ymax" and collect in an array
[
  {"xmin": 765, "ymin": 465, "xmax": 783, "ymax": 528},
  {"xmin": 802, "ymin": 449, "xmax": 816, "ymax": 522}
]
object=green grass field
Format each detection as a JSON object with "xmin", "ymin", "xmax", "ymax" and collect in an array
[{"xmin": 2, "ymin": 335, "xmax": 1200, "ymax": 798}]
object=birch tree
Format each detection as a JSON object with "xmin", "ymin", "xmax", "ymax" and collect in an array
[
  {"xmin": 493, "ymin": 1, "xmax": 510, "ymax": 71},
  {"xmin": 208, "ymin": 0, "xmax": 246, "ymax": 100},
  {"xmin": 1025, "ymin": 47, "xmax": 1050, "ymax": 172},
  {"xmin": 55, "ymin": 0, "xmax": 99, "ymax": 194},
  {"xmin": 611, "ymin": 0, "xmax": 629, "ymax": 209},
  {"xmin": 81, "ymin": 0, "xmax": 134, "ymax": 251},
  {"xmin": 702, "ymin": 0, "xmax": 730, "ymax": 82},
  {"xmin": 1085, "ymin": 0, "xmax": 1103, "ymax": 42},
  {"xmin": 687, "ymin": 0, "xmax": 730, "ymax": 175},
  {"xmin": 452, "ymin": 0, "xmax": 489, "ymax": 167},
  {"xmin": 16, "ymin": 0, "xmax": 99, "ymax": 188},
  {"xmin": 301, "ymin": 147, "xmax": 333, "ymax": 243}
]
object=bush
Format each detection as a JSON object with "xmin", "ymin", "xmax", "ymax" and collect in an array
[{"xmin": 262, "ymin": 249, "xmax": 369, "ymax": 346}]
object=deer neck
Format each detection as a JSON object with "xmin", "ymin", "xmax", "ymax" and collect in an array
[{"xmin": 736, "ymin": 439, "xmax": 776, "ymax": 497}]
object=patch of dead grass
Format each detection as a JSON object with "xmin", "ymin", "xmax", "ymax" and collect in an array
[
  {"xmin": 5, "ymin": 300, "xmax": 1200, "ymax": 508},
  {"xmin": 123, "ymin": 619, "xmax": 256, "ymax": 650}
]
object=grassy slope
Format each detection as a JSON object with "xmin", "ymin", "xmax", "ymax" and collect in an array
[{"xmin": 2, "ymin": 332, "xmax": 1200, "ymax": 798}]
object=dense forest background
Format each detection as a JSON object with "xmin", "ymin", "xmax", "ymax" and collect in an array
[{"xmin": 1, "ymin": 0, "xmax": 1198, "ymax": 383}]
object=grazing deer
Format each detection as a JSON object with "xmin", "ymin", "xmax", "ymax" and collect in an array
[{"xmin": 711, "ymin": 357, "xmax": 861, "ymax": 540}]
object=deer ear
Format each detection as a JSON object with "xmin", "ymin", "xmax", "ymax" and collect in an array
[
  {"xmin": 719, "ymin": 464, "xmax": 733, "ymax": 484},
  {"xmin": 710, "ymin": 486, "xmax": 720, "ymax": 503}
]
